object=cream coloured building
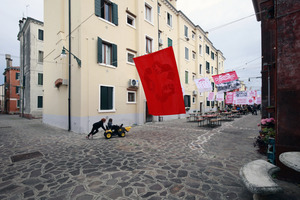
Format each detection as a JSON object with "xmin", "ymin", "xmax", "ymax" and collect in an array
[{"xmin": 43, "ymin": 0, "xmax": 225, "ymax": 133}]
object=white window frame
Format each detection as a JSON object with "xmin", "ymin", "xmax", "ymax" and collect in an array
[
  {"xmin": 192, "ymin": 51, "xmax": 196, "ymax": 60},
  {"xmin": 38, "ymin": 50, "xmax": 44, "ymax": 63},
  {"xmin": 99, "ymin": 84, "xmax": 115, "ymax": 113},
  {"xmin": 167, "ymin": 12, "xmax": 172, "ymax": 27},
  {"xmin": 145, "ymin": 3, "xmax": 153, "ymax": 24},
  {"xmin": 185, "ymin": 70, "xmax": 189, "ymax": 84},
  {"xmin": 102, "ymin": 42, "xmax": 112, "ymax": 65},
  {"xmin": 199, "ymin": 44, "xmax": 202, "ymax": 56},
  {"xmin": 199, "ymin": 64, "xmax": 202, "ymax": 75},
  {"xmin": 126, "ymin": 13, "xmax": 136, "ymax": 28},
  {"xmin": 184, "ymin": 25, "xmax": 188, "ymax": 38},
  {"xmin": 146, "ymin": 35, "xmax": 153, "ymax": 54},
  {"xmin": 127, "ymin": 91, "xmax": 136, "ymax": 104},
  {"xmin": 192, "ymin": 32, "xmax": 195, "ymax": 40},
  {"xmin": 127, "ymin": 51, "xmax": 136, "ymax": 65},
  {"xmin": 185, "ymin": 47, "xmax": 189, "ymax": 60}
]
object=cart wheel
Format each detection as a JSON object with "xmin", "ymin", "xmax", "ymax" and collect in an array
[
  {"xmin": 120, "ymin": 132, "xmax": 125, "ymax": 137},
  {"xmin": 105, "ymin": 133, "xmax": 112, "ymax": 139}
]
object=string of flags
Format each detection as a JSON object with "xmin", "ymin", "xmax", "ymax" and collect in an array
[{"xmin": 134, "ymin": 47, "xmax": 260, "ymax": 116}]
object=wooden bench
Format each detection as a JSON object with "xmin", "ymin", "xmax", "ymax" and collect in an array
[
  {"xmin": 197, "ymin": 118, "xmax": 206, "ymax": 127},
  {"xmin": 239, "ymin": 160, "xmax": 283, "ymax": 199}
]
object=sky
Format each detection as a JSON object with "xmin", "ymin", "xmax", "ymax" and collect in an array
[{"xmin": 0, "ymin": 0, "xmax": 261, "ymax": 90}]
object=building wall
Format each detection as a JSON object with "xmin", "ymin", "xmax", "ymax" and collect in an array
[
  {"xmin": 43, "ymin": 0, "xmax": 225, "ymax": 133},
  {"xmin": 3, "ymin": 66, "xmax": 20, "ymax": 114},
  {"xmin": 18, "ymin": 18, "xmax": 44, "ymax": 119},
  {"xmin": 252, "ymin": 0, "xmax": 300, "ymax": 180}
]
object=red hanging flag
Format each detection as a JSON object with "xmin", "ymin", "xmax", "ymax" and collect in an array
[{"xmin": 133, "ymin": 47, "xmax": 186, "ymax": 115}]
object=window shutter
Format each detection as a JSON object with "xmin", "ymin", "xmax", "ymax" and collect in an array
[
  {"xmin": 168, "ymin": 38, "xmax": 172, "ymax": 47},
  {"xmin": 97, "ymin": 37, "xmax": 102, "ymax": 63},
  {"xmin": 112, "ymin": 3, "xmax": 118, "ymax": 25},
  {"xmin": 95, "ymin": 0, "xmax": 101, "ymax": 17},
  {"xmin": 112, "ymin": 44, "xmax": 117, "ymax": 67}
]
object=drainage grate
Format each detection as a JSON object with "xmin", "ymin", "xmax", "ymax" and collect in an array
[{"xmin": 10, "ymin": 151, "xmax": 43, "ymax": 162}]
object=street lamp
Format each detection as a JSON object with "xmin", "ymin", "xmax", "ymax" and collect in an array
[{"xmin": 61, "ymin": 46, "xmax": 81, "ymax": 67}]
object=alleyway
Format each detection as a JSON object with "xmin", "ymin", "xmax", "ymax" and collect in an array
[{"xmin": 0, "ymin": 114, "xmax": 299, "ymax": 200}]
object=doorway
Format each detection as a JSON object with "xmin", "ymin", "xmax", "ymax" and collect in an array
[{"xmin": 146, "ymin": 102, "xmax": 153, "ymax": 122}]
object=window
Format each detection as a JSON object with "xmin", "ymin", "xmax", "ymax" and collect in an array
[
  {"xmin": 211, "ymin": 66, "xmax": 214, "ymax": 75},
  {"xmin": 206, "ymin": 97, "xmax": 210, "ymax": 106},
  {"xmin": 192, "ymin": 32, "xmax": 195, "ymax": 40},
  {"xmin": 100, "ymin": 85, "xmax": 114, "ymax": 111},
  {"xmin": 97, "ymin": 37, "xmax": 117, "ymax": 67},
  {"xmin": 158, "ymin": 4, "xmax": 161, "ymax": 14},
  {"xmin": 185, "ymin": 47, "xmax": 189, "ymax": 60},
  {"xmin": 95, "ymin": 0, "xmax": 118, "ymax": 25},
  {"xmin": 199, "ymin": 35, "xmax": 202, "ymax": 40},
  {"xmin": 127, "ymin": 51, "xmax": 135, "ymax": 64},
  {"xmin": 211, "ymin": 82, "xmax": 215, "ymax": 92},
  {"xmin": 127, "ymin": 14, "xmax": 135, "ymax": 27},
  {"xmin": 17, "ymin": 100, "xmax": 20, "ymax": 108},
  {"xmin": 145, "ymin": 3, "xmax": 152, "ymax": 23},
  {"xmin": 38, "ymin": 73, "xmax": 43, "ymax": 85},
  {"xmin": 199, "ymin": 64, "xmax": 202, "ymax": 74},
  {"xmin": 199, "ymin": 44, "xmax": 202, "ymax": 55},
  {"xmin": 206, "ymin": 61, "xmax": 210, "ymax": 73},
  {"xmin": 185, "ymin": 71, "xmax": 188, "ymax": 84},
  {"xmin": 16, "ymin": 72, "xmax": 20, "ymax": 80},
  {"xmin": 184, "ymin": 25, "xmax": 188, "ymax": 38},
  {"xmin": 167, "ymin": 12, "xmax": 172, "ymax": 27},
  {"xmin": 146, "ymin": 36, "xmax": 152, "ymax": 54},
  {"xmin": 192, "ymin": 73, "xmax": 196, "ymax": 80},
  {"xmin": 211, "ymin": 52, "xmax": 215, "ymax": 60},
  {"xmin": 127, "ymin": 91, "xmax": 136, "ymax": 103},
  {"xmin": 38, "ymin": 96, "xmax": 43, "ymax": 108},
  {"xmin": 16, "ymin": 86, "xmax": 20, "ymax": 94},
  {"xmin": 193, "ymin": 96, "xmax": 196, "ymax": 104},
  {"xmin": 192, "ymin": 51, "xmax": 196, "ymax": 60},
  {"xmin": 206, "ymin": 45, "xmax": 210, "ymax": 54},
  {"xmin": 38, "ymin": 29, "xmax": 44, "ymax": 41},
  {"xmin": 184, "ymin": 95, "xmax": 191, "ymax": 107},
  {"xmin": 38, "ymin": 51, "xmax": 44, "ymax": 63},
  {"xmin": 168, "ymin": 38, "xmax": 172, "ymax": 47}
]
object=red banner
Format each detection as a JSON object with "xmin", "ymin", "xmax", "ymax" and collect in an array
[
  {"xmin": 212, "ymin": 71, "xmax": 238, "ymax": 84},
  {"xmin": 225, "ymin": 92, "xmax": 234, "ymax": 104},
  {"xmin": 133, "ymin": 47, "xmax": 186, "ymax": 115}
]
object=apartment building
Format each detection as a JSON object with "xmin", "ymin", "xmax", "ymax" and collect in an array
[
  {"xmin": 43, "ymin": 0, "xmax": 225, "ymax": 133},
  {"xmin": 3, "ymin": 54, "xmax": 20, "ymax": 114},
  {"xmin": 17, "ymin": 17, "xmax": 44, "ymax": 119}
]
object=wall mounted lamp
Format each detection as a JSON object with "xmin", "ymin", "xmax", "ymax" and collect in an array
[{"xmin": 61, "ymin": 46, "xmax": 81, "ymax": 67}]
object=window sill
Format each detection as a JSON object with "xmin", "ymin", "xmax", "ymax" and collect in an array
[
  {"xmin": 126, "ymin": 62, "xmax": 135, "ymax": 66},
  {"xmin": 97, "ymin": 17, "xmax": 116, "ymax": 27},
  {"xmin": 98, "ymin": 63, "xmax": 116, "ymax": 69},
  {"xmin": 126, "ymin": 24, "xmax": 136, "ymax": 29},
  {"xmin": 127, "ymin": 102, "xmax": 136, "ymax": 104},
  {"xmin": 98, "ymin": 109, "xmax": 116, "ymax": 113},
  {"xmin": 145, "ymin": 19, "xmax": 154, "ymax": 26}
]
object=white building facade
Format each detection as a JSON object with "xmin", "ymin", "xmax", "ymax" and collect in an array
[
  {"xmin": 43, "ymin": 0, "xmax": 225, "ymax": 133},
  {"xmin": 18, "ymin": 17, "xmax": 44, "ymax": 119}
]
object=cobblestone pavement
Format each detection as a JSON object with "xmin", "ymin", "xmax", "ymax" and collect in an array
[{"xmin": 0, "ymin": 114, "xmax": 299, "ymax": 200}]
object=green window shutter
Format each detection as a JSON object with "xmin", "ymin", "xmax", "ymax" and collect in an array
[
  {"xmin": 112, "ymin": 44, "xmax": 117, "ymax": 67},
  {"xmin": 95, "ymin": 0, "xmax": 101, "ymax": 17},
  {"xmin": 97, "ymin": 37, "xmax": 102, "ymax": 63},
  {"xmin": 101, "ymin": 86, "xmax": 113, "ymax": 110},
  {"xmin": 168, "ymin": 38, "xmax": 172, "ymax": 47},
  {"xmin": 112, "ymin": 3, "xmax": 118, "ymax": 25},
  {"xmin": 38, "ymin": 96, "xmax": 43, "ymax": 108},
  {"xmin": 38, "ymin": 73, "xmax": 43, "ymax": 85}
]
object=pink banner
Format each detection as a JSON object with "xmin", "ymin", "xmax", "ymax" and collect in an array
[
  {"xmin": 216, "ymin": 92, "xmax": 224, "ymax": 101},
  {"xmin": 256, "ymin": 97, "xmax": 261, "ymax": 104},
  {"xmin": 236, "ymin": 91, "xmax": 248, "ymax": 105},
  {"xmin": 208, "ymin": 92, "xmax": 215, "ymax": 101},
  {"xmin": 212, "ymin": 71, "xmax": 238, "ymax": 85},
  {"xmin": 225, "ymin": 92, "xmax": 234, "ymax": 104}
]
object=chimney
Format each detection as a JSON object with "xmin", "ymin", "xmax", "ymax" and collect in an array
[{"xmin": 5, "ymin": 54, "xmax": 12, "ymax": 68}]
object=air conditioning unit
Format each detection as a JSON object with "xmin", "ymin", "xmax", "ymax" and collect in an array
[
  {"xmin": 159, "ymin": 38, "xmax": 163, "ymax": 46},
  {"xmin": 193, "ymin": 90, "xmax": 197, "ymax": 96},
  {"xmin": 129, "ymin": 79, "xmax": 139, "ymax": 87}
]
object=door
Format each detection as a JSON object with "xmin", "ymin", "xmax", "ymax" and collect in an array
[
  {"xmin": 200, "ymin": 102, "xmax": 203, "ymax": 114},
  {"xmin": 146, "ymin": 102, "xmax": 153, "ymax": 122}
]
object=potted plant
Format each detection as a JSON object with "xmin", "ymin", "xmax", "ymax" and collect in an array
[{"xmin": 254, "ymin": 126, "xmax": 276, "ymax": 154}]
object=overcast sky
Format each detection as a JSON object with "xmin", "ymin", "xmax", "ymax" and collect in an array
[{"xmin": 0, "ymin": 0, "xmax": 261, "ymax": 90}]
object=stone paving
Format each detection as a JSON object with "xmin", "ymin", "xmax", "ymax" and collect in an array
[{"xmin": 0, "ymin": 114, "xmax": 299, "ymax": 200}]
